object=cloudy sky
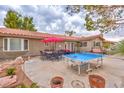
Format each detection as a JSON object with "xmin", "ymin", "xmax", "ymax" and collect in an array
[{"xmin": 0, "ymin": 5, "xmax": 124, "ymax": 41}]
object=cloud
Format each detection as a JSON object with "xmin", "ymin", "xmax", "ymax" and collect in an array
[
  {"xmin": 0, "ymin": 5, "xmax": 98, "ymax": 35},
  {"xmin": 0, "ymin": 5, "xmax": 124, "ymax": 39}
]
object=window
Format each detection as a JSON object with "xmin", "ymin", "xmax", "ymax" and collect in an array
[
  {"xmin": 10, "ymin": 38, "xmax": 21, "ymax": 50},
  {"xmin": 3, "ymin": 38, "xmax": 29, "ymax": 51},
  {"xmin": 4, "ymin": 38, "xmax": 8, "ymax": 51},
  {"xmin": 81, "ymin": 42, "xmax": 87, "ymax": 47},
  {"xmin": 24, "ymin": 40, "xmax": 28, "ymax": 50},
  {"xmin": 94, "ymin": 41, "xmax": 101, "ymax": 46},
  {"xmin": 95, "ymin": 42, "xmax": 101, "ymax": 46}
]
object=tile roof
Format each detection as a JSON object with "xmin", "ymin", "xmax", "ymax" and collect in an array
[
  {"xmin": 0, "ymin": 28, "xmax": 80, "ymax": 41},
  {"xmin": 79, "ymin": 34, "xmax": 105, "ymax": 41},
  {"xmin": 0, "ymin": 28, "xmax": 105, "ymax": 41},
  {"xmin": 0, "ymin": 28, "xmax": 43, "ymax": 39}
]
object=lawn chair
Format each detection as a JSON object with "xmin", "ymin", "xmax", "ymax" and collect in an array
[
  {"xmin": 89, "ymin": 74, "xmax": 105, "ymax": 88},
  {"xmin": 50, "ymin": 76, "xmax": 64, "ymax": 88}
]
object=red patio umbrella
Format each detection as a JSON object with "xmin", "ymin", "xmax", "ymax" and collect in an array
[
  {"xmin": 41, "ymin": 37, "xmax": 65, "ymax": 43},
  {"xmin": 41, "ymin": 37, "xmax": 65, "ymax": 50}
]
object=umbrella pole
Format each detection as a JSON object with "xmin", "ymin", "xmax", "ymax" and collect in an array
[{"xmin": 55, "ymin": 42, "xmax": 56, "ymax": 51}]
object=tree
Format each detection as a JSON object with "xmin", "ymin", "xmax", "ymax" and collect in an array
[
  {"xmin": 4, "ymin": 9, "xmax": 37, "ymax": 31},
  {"xmin": 22, "ymin": 17, "xmax": 37, "ymax": 31},
  {"xmin": 65, "ymin": 5, "xmax": 124, "ymax": 33},
  {"xmin": 115, "ymin": 40, "xmax": 124, "ymax": 55},
  {"xmin": 4, "ymin": 10, "xmax": 22, "ymax": 29},
  {"xmin": 65, "ymin": 30, "xmax": 76, "ymax": 36}
]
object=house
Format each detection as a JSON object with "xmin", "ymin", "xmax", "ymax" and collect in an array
[
  {"xmin": 0, "ymin": 28, "xmax": 106, "ymax": 59},
  {"xmin": 79, "ymin": 34, "xmax": 105, "ymax": 52}
]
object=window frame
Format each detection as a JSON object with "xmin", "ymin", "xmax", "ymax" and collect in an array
[
  {"xmin": 81, "ymin": 42, "xmax": 87, "ymax": 47},
  {"xmin": 24, "ymin": 39, "xmax": 29, "ymax": 51},
  {"xmin": 3, "ymin": 38, "xmax": 29, "ymax": 52},
  {"xmin": 95, "ymin": 42, "xmax": 101, "ymax": 46}
]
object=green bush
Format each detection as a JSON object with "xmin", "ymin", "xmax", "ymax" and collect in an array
[
  {"xmin": 16, "ymin": 84, "xmax": 29, "ymax": 88},
  {"xmin": 107, "ymin": 50, "xmax": 117, "ymax": 55},
  {"xmin": 30, "ymin": 83, "xmax": 39, "ymax": 88},
  {"xmin": 16, "ymin": 83, "xmax": 39, "ymax": 88},
  {"xmin": 103, "ymin": 43, "xmax": 110, "ymax": 49},
  {"xmin": 6, "ymin": 67, "xmax": 16, "ymax": 76},
  {"xmin": 114, "ymin": 40, "xmax": 124, "ymax": 55}
]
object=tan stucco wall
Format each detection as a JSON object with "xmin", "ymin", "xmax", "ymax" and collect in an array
[
  {"xmin": 29, "ymin": 39, "xmax": 44, "ymax": 52},
  {"xmin": 55, "ymin": 42, "xmax": 65, "ymax": 50},
  {"xmin": 64, "ymin": 42, "xmax": 77, "ymax": 51},
  {"xmin": 0, "ymin": 37, "xmax": 44, "ymax": 59},
  {"xmin": 0, "ymin": 37, "xmax": 3, "ymax": 52},
  {"xmin": 0, "ymin": 37, "xmax": 27, "ymax": 59},
  {"xmin": 40, "ymin": 41, "xmax": 77, "ymax": 51},
  {"xmin": 79, "ymin": 41, "xmax": 92, "ymax": 51},
  {"xmin": 0, "ymin": 36, "xmax": 103, "ymax": 59},
  {"xmin": 79, "ymin": 38, "xmax": 103, "ymax": 52},
  {"xmin": 92, "ymin": 38, "xmax": 103, "ymax": 48}
]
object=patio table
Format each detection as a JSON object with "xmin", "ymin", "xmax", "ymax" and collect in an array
[{"xmin": 45, "ymin": 51, "xmax": 53, "ymax": 54}]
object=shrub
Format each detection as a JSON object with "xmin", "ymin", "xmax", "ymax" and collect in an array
[
  {"xmin": 6, "ymin": 67, "xmax": 16, "ymax": 76},
  {"xmin": 16, "ymin": 83, "xmax": 39, "ymax": 88},
  {"xmin": 114, "ymin": 40, "xmax": 124, "ymax": 55},
  {"xmin": 30, "ymin": 83, "xmax": 39, "ymax": 88},
  {"xmin": 16, "ymin": 84, "xmax": 28, "ymax": 88}
]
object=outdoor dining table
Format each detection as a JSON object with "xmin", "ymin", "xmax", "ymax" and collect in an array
[{"xmin": 45, "ymin": 51, "xmax": 53, "ymax": 54}]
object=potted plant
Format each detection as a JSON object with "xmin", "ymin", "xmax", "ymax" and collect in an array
[{"xmin": 50, "ymin": 76, "xmax": 64, "ymax": 88}]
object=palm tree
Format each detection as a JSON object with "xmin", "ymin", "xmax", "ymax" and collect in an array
[{"xmin": 65, "ymin": 30, "xmax": 76, "ymax": 36}]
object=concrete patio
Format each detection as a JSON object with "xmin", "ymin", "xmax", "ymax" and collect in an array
[{"xmin": 23, "ymin": 55, "xmax": 124, "ymax": 88}]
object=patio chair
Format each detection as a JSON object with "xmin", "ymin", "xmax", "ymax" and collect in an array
[
  {"xmin": 50, "ymin": 76, "xmax": 64, "ymax": 88},
  {"xmin": 89, "ymin": 74, "xmax": 105, "ymax": 88},
  {"xmin": 57, "ymin": 50, "xmax": 63, "ymax": 55},
  {"xmin": 40, "ymin": 51, "xmax": 47, "ymax": 60}
]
